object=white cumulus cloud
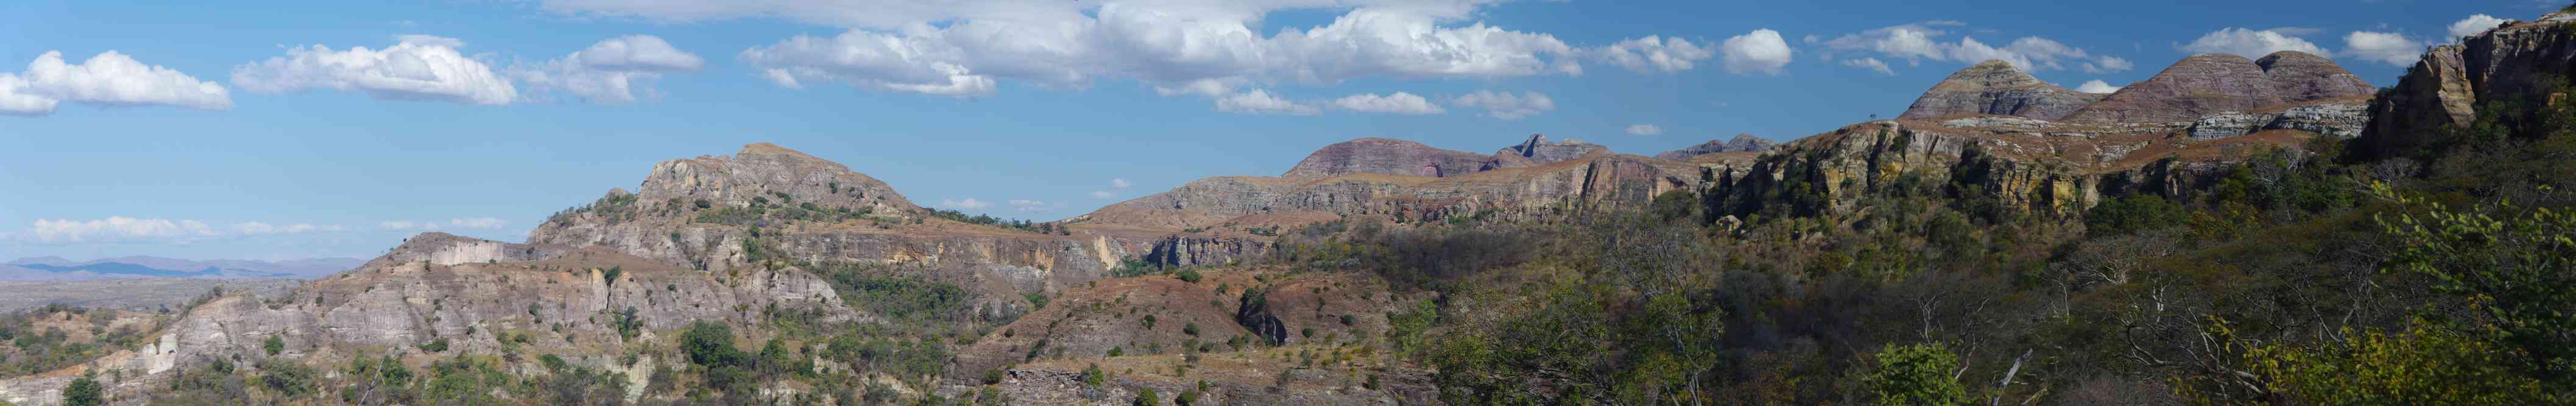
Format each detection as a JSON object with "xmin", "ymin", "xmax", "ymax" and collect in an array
[
  {"xmin": 1624, "ymin": 124, "xmax": 1663, "ymax": 136},
  {"xmin": 232, "ymin": 35, "xmax": 518, "ymax": 105},
  {"xmin": 2178, "ymin": 28, "xmax": 2330, "ymax": 60},
  {"xmin": 230, "ymin": 222, "xmax": 342, "ymax": 235},
  {"xmin": 379, "ymin": 220, "xmax": 439, "ymax": 230},
  {"xmin": 1331, "ymin": 91, "xmax": 1444, "ymax": 115},
  {"xmin": 28, "ymin": 217, "xmax": 217, "ymax": 243},
  {"xmin": 0, "ymin": 51, "xmax": 230, "ymax": 116},
  {"xmin": 1109, "ymin": 178, "xmax": 1132, "ymax": 188},
  {"xmin": 2080, "ymin": 56, "xmax": 2133, "ymax": 73},
  {"xmin": 1214, "ymin": 88, "xmax": 1318, "ymax": 115},
  {"xmin": 1842, "ymin": 57, "xmax": 1894, "ymax": 75},
  {"xmin": 2450, "ymin": 14, "xmax": 2509, "ymax": 39},
  {"xmin": 1592, "ymin": 35, "xmax": 1715, "ymax": 74},
  {"xmin": 1451, "ymin": 90, "xmax": 1554, "ymax": 120},
  {"xmin": 1818, "ymin": 22, "xmax": 2127, "ymax": 73},
  {"xmin": 2075, "ymin": 80, "xmax": 2122, "ymax": 94},
  {"xmin": 940, "ymin": 198, "xmax": 991, "ymax": 210},
  {"xmin": 1720, "ymin": 29, "xmax": 1793, "ymax": 75},
  {"xmin": 447, "ymin": 217, "xmax": 508, "ymax": 229},
  {"xmin": 2343, "ymin": 31, "xmax": 2431, "ymax": 66},
  {"xmin": 698, "ymin": 2, "xmax": 1698, "ymax": 102},
  {"xmin": 514, "ymin": 35, "xmax": 705, "ymax": 104}
]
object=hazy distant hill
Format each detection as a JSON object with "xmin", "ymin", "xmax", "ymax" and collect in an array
[
  {"xmin": 0, "ymin": 256, "xmax": 363, "ymax": 280},
  {"xmin": 0, "ymin": 278, "xmax": 303, "ymax": 313}
]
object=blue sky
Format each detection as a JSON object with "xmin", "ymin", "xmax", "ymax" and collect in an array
[{"xmin": 0, "ymin": 0, "xmax": 2553, "ymax": 260}]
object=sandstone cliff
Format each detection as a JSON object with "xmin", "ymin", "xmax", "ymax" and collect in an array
[
  {"xmin": 1898, "ymin": 60, "xmax": 2105, "ymax": 121},
  {"xmin": 2363, "ymin": 11, "xmax": 2576, "ymax": 158},
  {"xmin": 2063, "ymin": 51, "xmax": 2375, "ymax": 124},
  {"xmin": 1713, "ymin": 113, "xmax": 2332, "ymax": 220}
]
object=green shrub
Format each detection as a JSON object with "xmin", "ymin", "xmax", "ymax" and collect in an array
[
  {"xmin": 1134, "ymin": 388, "xmax": 1161, "ymax": 406},
  {"xmin": 63, "ymin": 376, "xmax": 101, "ymax": 406},
  {"xmin": 417, "ymin": 338, "xmax": 449, "ymax": 353}
]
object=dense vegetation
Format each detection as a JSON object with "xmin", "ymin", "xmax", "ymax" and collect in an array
[
  {"xmin": 1242, "ymin": 83, "xmax": 2576, "ymax": 404},
  {"xmin": 0, "ymin": 304, "xmax": 160, "ymax": 377},
  {"xmin": 69, "ymin": 51, "xmax": 2576, "ymax": 406}
]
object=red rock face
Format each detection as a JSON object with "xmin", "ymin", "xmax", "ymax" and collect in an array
[{"xmin": 2063, "ymin": 51, "xmax": 2375, "ymax": 124}]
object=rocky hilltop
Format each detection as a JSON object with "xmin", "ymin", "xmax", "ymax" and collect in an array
[
  {"xmin": 0, "ymin": 232, "xmax": 855, "ymax": 404},
  {"xmin": 1655, "ymin": 134, "xmax": 1779, "ymax": 160},
  {"xmin": 1281, "ymin": 137, "xmax": 1496, "ymax": 178},
  {"xmin": 528, "ymin": 143, "xmax": 1127, "ymax": 315},
  {"xmin": 1716, "ymin": 98, "xmax": 2371, "ymax": 221},
  {"xmin": 2063, "ymin": 51, "xmax": 2374, "ymax": 123},
  {"xmin": 1491, "ymin": 134, "xmax": 1609, "ymax": 166},
  {"xmin": 1898, "ymin": 60, "xmax": 2107, "ymax": 121}
]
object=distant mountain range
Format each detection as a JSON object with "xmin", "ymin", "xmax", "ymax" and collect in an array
[{"xmin": 0, "ymin": 256, "xmax": 365, "ymax": 280}]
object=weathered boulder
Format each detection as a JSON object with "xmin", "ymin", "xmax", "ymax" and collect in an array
[{"xmin": 1898, "ymin": 60, "xmax": 2106, "ymax": 121}]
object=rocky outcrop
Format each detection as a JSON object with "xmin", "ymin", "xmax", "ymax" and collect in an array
[
  {"xmin": 1077, "ymin": 154, "xmax": 1702, "ymax": 232},
  {"xmin": 529, "ymin": 143, "xmax": 1126, "ymax": 311},
  {"xmin": 0, "ymin": 233, "xmax": 861, "ymax": 404},
  {"xmin": 1493, "ymin": 134, "xmax": 1609, "ymax": 165},
  {"xmin": 1282, "ymin": 138, "xmax": 1496, "ymax": 178},
  {"xmin": 1713, "ymin": 113, "xmax": 2323, "ymax": 219},
  {"xmin": 1656, "ymin": 134, "xmax": 1779, "ymax": 160},
  {"xmin": 2268, "ymin": 102, "xmax": 2371, "ymax": 138},
  {"xmin": 1898, "ymin": 60, "xmax": 2106, "ymax": 121},
  {"xmin": 2065, "ymin": 51, "xmax": 2375, "ymax": 124},
  {"xmin": 1142, "ymin": 235, "xmax": 1268, "ymax": 266},
  {"xmin": 2363, "ymin": 10, "xmax": 2576, "ymax": 158},
  {"xmin": 1716, "ymin": 121, "xmax": 2099, "ymax": 218},
  {"xmin": 2188, "ymin": 100, "xmax": 2371, "ymax": 140}
]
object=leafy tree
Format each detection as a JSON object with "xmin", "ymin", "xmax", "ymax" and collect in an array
[
  {"xmin": 63, "ymin": 376, "xmax": 101, "ymax": 406},
  {"xmin": 680, "ymin": 321, "xmax": 744, "ymax": 368},
  {"xmin": 2083, "ymin": 194, "xmax": 2188, "ymax": 236},
  {"xmin": 416, "ymin": 338, "xmax": 448, "ymax": 353},
  {"xmin": 2250, "ymin": 321, "xmax": 2553, "ymax": 404},
  {"xmin": 255, "ymin": 359, "xmax": 319, "ymax": 399},
  {"xmin": 2376, "ymin": 182, "xmax": 2576, "ymax": 387},
  {"xmin": 1862, "ymin": 343, "xmax": 1970, "ymax": 406},
  {"xmin": 1134, "ymin": 388, "xmax": 1161, "ymax": 406},
  {"xmin": 1081, "ymin": 363, "xmax": 1107, "ymax": 388},
  {"xmin": 262, "ymin": 334, "xmax": 285, "ymax": 355}
]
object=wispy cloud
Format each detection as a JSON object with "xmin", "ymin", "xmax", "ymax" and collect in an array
[
  {"xmin": 939, "ymin": 198, "xmax": 991, "ymax": 210},
  {"xmin": 20, "ymin": 217, "xmax": 347, "ymax": 243}
]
